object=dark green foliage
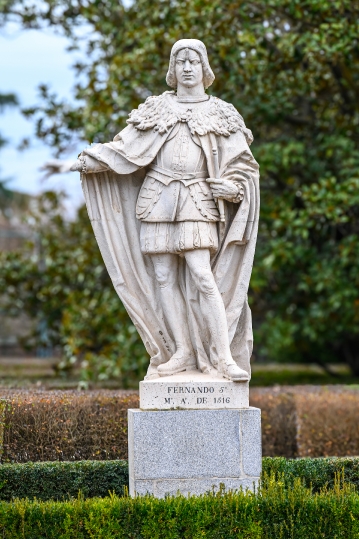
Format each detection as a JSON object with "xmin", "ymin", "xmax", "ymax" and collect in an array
[
  {"xmin": 1, "ymin": 492, "xmax": 261, "ymax": 539},
  {"xmin": 0, "ymin": 476, "xmax": 359, "ymax": 538},
  {"xmin": 0, "ymin": 460, "xmax": 129, "ymax": 501},
  {"xmin": 0, "ymin": 91, "xmax": 17, "ymax": 155},
  {"xmin": 263, "ymin": 456, "xmax": 359, "ymax": 492},
  {"xmin": 0, "ymin": 91, "xmax": 18, "ymax": 198},
  {"xmin": 1, "ymin": 0, "xmax": 359, "ymax": 375},
  {"xmin": 2, "ymin": 457, "xmax": 359, "ymax": 503},
  {"xmin": 0, "ymin": 193, "xmax": 148, "ymax": 385},
  {"xmin": 0, "ymin": 93, "xmax": 18, "ymax": 111}
]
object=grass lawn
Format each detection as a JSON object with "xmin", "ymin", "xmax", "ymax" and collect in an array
[
  {"xmin": 0, "ymin": 357, "xmax": 358, "ymax": 389},
  {"xmin": 250, "ymin": 362, "xmax": 359, "ymax": 387}
]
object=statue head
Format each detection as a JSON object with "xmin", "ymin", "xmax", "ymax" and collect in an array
[{"xmin": 166, "ymin": 39, "xmax": 215, "ymax": 90}]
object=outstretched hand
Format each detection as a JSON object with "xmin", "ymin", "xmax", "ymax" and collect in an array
[
  {"xmin": 206, "ymin": 178, "xmax": 239, "ymax": 200},
  {"xmin": 70, "ymin": 159, "xmax": 83, "ymax": 172}
]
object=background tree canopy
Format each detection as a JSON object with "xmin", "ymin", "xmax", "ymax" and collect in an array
[
  {"xmin": 0, "ymin": 92, "xmax": 18, "ymax": 204},
  {"xmin": 1, "ymin": 0, "xmax": 359, "ymax": 378}
]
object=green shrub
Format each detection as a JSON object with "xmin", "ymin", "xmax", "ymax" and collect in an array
[
  {"xmin": 0, "ymin": 390, "xmax": 139, "ymax": 462},
  {"xmin": 0, "ymin": 478, "xmax": 359, "ymax": 538},
  {"xmin": 3, "ymin": 387, "xmax": 359, "ymax": 462},
  {"xmin": 4, "ymin": 0, "xmax": 359, "ymax": 379},
  {"xmin": 0, "ymin": 460, "xmax": 128, "ymax": 501},
  {"xmin": 263, "ymin": 456, "xmax": 359, "ymax": 492},
  {"xmin": 2, "ymin": 458, "xmax": 359, "ymax": 503},
  {"xmin": 250, "ymin": 386, "xmax": 359, "ymax": 458}
]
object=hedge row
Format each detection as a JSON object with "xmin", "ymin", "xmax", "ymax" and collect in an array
[
  {"xmin": 0, "ymin": 460, "xmax": 129, "ymax": 501},
  {"xmin": 250, "ymin": 385, "xmax": 359, "ymax": 458},
  {"xmin": 1, "ymin": 386, "xmax": 359, "ymax": 461},
  {"xmin": 264, "ymin": 456, "xmax": 359, "ymax": 492},
  {"xmin": 1, "ymin": 457, "xmax": 359, "ymax": 501},
  {"xmin": 0, "ymin": 390, "xmax": 138, "ymax": 462},
  {"xmin": 0, "ymin": 478, "xmax": 358, "ymax": 538}
]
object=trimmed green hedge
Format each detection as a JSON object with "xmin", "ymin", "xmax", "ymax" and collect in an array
[
  {"xmin": 263, "ymin": 456, "xmax": 359, "ymax": 491},
  {"xmin": 0, "ymin": 460, "xmax": 128, "ymax": 501},
  {"xmin": 0, "ymin": 479, "xmax": 359, "ymax": 538},
  {"xmin": 1, "ymin": 457, "xmax": 359, "ymax": 502}
]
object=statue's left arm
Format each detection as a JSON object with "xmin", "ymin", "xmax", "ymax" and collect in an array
[{"xmin": 207, "ymin": 147, "xmax": 258, "ymax": 206}]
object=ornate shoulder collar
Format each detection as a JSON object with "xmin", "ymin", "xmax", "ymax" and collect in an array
[{"xmin": 126, "ymin": 92, "xmax": 253, "ymax": 144}]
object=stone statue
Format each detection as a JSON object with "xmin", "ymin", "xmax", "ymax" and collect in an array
[{"xmin": 72, "ymin": 39, "xmax": 259, "ymax": 383}]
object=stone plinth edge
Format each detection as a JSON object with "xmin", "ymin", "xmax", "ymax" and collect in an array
[
  {"xmin": 140, "ymin": 371, "xmax": 249, "ymax": 410},
  {"xmin": 128, "ymin": 407, "xmax": 261, "ymax": 498}
]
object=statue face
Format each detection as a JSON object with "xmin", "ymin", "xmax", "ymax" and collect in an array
[{"xmin": 175, "ymin": 48, "xmax": 203, "ymax": 88}]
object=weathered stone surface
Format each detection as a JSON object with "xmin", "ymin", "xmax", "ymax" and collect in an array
[
  {"xmin": 241, "ymin": 408, "xmax": 262, "ymax": 477},
  {"xmin": 140, "ymin": 371, "xmax": 249, "ymax": 410},
  {"xmin": 128, "ymin": 407, "xmax": 261, "ymax": 497}
]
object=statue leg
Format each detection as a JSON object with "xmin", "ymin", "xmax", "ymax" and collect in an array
[
  {"xmin": 184, "ymin": 249, "xmax": 248, "ymax": 382},
  {"xmin": 151, "ymin": 253, "xmax": 196, "ymax": 376}
]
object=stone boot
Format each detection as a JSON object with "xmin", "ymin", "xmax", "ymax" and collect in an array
[
  {"xmin": 221, "ymin": 363, "xmax": 249, "ymax": 382},
  {"xmin": 157, "ymin": 354, "xmax": 196, "ymax": 377}
]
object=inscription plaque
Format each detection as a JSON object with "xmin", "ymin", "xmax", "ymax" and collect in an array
[{"xmin": 140, "ymin": 371, "xmax": 249, "ymax": 410}]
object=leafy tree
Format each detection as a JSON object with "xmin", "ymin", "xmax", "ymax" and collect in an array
[
  {"xmin": 0, "ymin": 92, "xmax": 18, "ymax": 206},
  {"xmin": 1, "ymin": 0, "xmax": 359, "ymax": 374},
  {"xmin": 0, "ymin": 192, "xmax": 148, "ymax": 386},
  {"xmin": 0, "ymin": 92, "xmax": 32, "ymax": 219}
]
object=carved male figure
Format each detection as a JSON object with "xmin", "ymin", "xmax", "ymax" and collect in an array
[{"xmin": 72, "ymin": 39, "xmax": 259, "ymax": 382}]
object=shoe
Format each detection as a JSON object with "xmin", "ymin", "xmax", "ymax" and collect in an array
[
  {"xmin": 222, "ymin": 363, "xmax": 249, "ymax": 382},
  {"xmin": 144, "ymin": 364, "xmax": 161, "ymax": 380},
  {"xmin": 157, "ymin": 354, "xmax": 196, "ymax": 377}
]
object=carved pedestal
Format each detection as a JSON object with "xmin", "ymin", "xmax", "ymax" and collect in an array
[{"xmin": 128, "ymin": 372, "xmax": 261, "ymax": 497}]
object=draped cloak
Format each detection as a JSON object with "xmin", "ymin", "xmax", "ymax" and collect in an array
[{"xmin": 80, "ymin": 102, "xmax": 260, "ymax": 379}]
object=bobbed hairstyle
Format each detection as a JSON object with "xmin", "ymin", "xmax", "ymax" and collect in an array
[{"xmin": 166, "ymin": 39, "xmax": 215, "ymax": 90}]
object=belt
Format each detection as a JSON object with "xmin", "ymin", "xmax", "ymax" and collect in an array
[{"xmin": 147, "ymin": 163, "xmax": 208, "ymax": 186}]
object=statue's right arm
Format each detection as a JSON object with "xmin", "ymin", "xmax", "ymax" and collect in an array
[
  {"xmin": 70, "ymin": 159, "xmax": 83, "ymax": 172},
  {"xmin": 70, "ymin": 154, "xmax": 108, "ymax": 173},
  {"xmin": 71, "ymin": 140, "xmax": 141, "ymax": 176}
]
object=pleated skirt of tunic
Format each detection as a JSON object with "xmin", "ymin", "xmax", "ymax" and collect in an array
[{"xmin": 140, "ymin": 221, "xmax": 218, "ymax": 255}]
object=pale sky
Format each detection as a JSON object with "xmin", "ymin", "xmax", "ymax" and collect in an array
[{"xmin": 0, "ymin": 23, "xmax": 84, "ymax": 209}]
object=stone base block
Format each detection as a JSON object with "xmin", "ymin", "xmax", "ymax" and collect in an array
[
  {"xmin": 140, "ymin": 371, "xmax": 249, "ymax": 410},
  {"xmin": 128, "ymin": 408, "xmax": 261, "ymax": 497}
]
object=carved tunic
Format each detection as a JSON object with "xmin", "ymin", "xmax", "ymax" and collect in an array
[
  {"xmin": 138, "ymin": 121, "xmax": 220, "ymax": 254},
  {"xmin": 82, "ymin": 92, "xmax": 253, "ymax": 255},
  {"xmin": 136, "ymin": 122, "xmax": 219, "ymax": 222},
  {"xmin": 134, "ymin": 95, "xmax": 246, "ymax": 255}
]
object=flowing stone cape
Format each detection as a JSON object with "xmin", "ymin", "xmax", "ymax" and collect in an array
[{"xmin": 80, "ymin": 94, "xmax": 260, "ymax": 379}]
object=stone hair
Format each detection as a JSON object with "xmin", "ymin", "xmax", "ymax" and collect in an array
[{"xmin": 166, "ymin": 39, "xmax": 215, "ymax": 90}]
